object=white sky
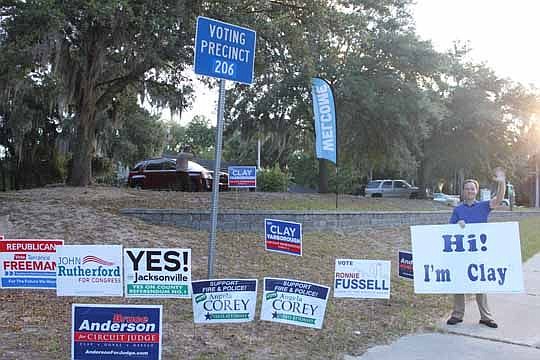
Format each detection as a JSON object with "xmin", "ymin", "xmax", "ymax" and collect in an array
[
  {"xmin": 176, "ymin": 1, "xmax": 540, "ymax": 125},
  {"xmin": 414, "ymin": 0, "xmax": 540, "ymax": 87}
]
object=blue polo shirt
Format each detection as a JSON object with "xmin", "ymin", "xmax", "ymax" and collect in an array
[{"xmin": 449, "ymin": 200, "xmax": 491, "ymax": 224}]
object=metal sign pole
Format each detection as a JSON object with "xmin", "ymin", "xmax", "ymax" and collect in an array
[
  {"xmin": 207, "ymin": 79, "xmax": 226, "ymax": 278},
  {"xmin": 534, "ymin": 160, "xmax": 540, "ymax": 207}
]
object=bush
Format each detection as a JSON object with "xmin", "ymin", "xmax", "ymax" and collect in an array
[
  {"xmin": 257, "ymin": 166, "xmax": 289, "ymax": 192},
  {"xmin": 287, "ymin": 151, "xmax": 319, "ymax": 190}
]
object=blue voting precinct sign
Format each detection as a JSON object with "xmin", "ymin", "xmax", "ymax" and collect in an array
[{"xmin": 194, "ymin": 17, "xmax": 256, "ymax": 84}]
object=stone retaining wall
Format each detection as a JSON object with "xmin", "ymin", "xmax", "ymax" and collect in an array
[{"xmin": 120, "ymin": 208, "xmax": 540, "ymax": 233}]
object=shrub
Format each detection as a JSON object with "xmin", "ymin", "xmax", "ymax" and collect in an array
[
  {"xmin": 257, "ymin": 165, "xmax": 289, "ymax": 192},
  {"xmin": 287, "ymin": 151, "xmax": 319, "ymax": 190}
]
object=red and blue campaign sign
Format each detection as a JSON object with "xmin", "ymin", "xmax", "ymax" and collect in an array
[
  {"xmin": 0, "ymin": 239, "xmax": 64, "ymax": 289},
  {"xmin": 72, "ymin": 304, "xmax": 162, "ymax": 360},
  {"xmin": 398, "ymin": 250, "xmax": 413, "ymax": 280},
  {"xmin": 228, "ymin": 166, "xmax": 257, "ymax": 188},
  {"xmin": 264, "ymin": 219, "xmax": 302, "ymax": 256}
]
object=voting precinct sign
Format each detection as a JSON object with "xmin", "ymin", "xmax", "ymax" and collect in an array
[
  {"xmin": 56, "ymin": 245, "xmax": 123, "ymax": 297},
  {"xmin": 72, "ymin": 304, "xmax": 162, "ymax": 360},
  {"xmin": 0, "ymin": 238, "xmax": 64, "ymax": 289},
  {"xmin": 192, "ymin": 279, "xmax": 257, "ymax": 324},
  {"xmin": 411, "ymin": 222, "xmax": 524, "ymax": 294},
  {"xmin": 228, "ymin": 166, "xmax": 257, "ymax": 188},
  {"xmin": 194, "ymin": 16, "xmax": 256, "ymax": 84},
  {"xmin": 334, "ymin": 259, "xmax": 391, "ymax": 299},
  {"xmin": 124, "ymin": 248, "xmax": 191, "ymax": 298},
  {"xmin": 398, "ymin": 250, "xmax": 413, "ymax": 280},
  {"xmin": 265, "ymin": 219, "xmax": 302, "ymax": 256},
  {"xmin": 260, "ymin": 278, "xmax": 329, "ymax": 329}
]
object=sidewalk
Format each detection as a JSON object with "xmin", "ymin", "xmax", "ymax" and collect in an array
[{"xmin": 348, "ymin": 253, "xmax": 540, "ymax": 360}]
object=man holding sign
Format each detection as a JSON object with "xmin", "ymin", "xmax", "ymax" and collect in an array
[{"xmin": 446, "ymin": 168, "xmax": 506, "ymax": 328}]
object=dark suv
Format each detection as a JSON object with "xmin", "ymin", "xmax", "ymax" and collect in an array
[{"xmin": 127, "ymin": 157, "xmax": 228, "ymax": 191}]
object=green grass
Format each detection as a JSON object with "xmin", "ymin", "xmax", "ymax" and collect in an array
[{"xmin": 519, "ymin": 216, "xmax": 540, "ymax": 261}]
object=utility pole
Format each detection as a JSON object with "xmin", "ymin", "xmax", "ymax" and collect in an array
[{"xmin": 534, "ymin": 158, "xmax": 540, "ymax": 208}]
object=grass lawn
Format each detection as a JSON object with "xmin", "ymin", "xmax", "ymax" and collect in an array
[
  {"xmin": 519, "ymin": 217, "xmax": 540, "ymax": 261},
  {"xmin": 0, "ymin": 186, "xmax": 538, "ymax": 359}
]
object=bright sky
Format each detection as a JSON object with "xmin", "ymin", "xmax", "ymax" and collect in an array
[
  {"xmin": 178, "ymin": 1, "xmax": 540, "ymax": 125},
  {"xmin": 414, "ymin": 0, "xmax": 540, "ymax": 87}
]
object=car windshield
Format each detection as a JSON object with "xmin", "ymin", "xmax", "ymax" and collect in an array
[
  {"xmin": 131, "ymin": 162, "xmax": 144, "ymax": 171},
  {"xmin": 367, "ymin": 181, "xmax": 382, "ymax": 188}
]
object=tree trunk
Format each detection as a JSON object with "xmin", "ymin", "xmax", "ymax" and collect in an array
[
  {"xmin": 66, "ymin": 29, "xmax": 104, "ymax": 187},
  {"xmin": 319, "ymin": 158, "xmax": 329, "ymax": 193},
  {"xmin": 0, "ymin": 160, "xmax": 5, "ymax": 191},
  {"xmin": 68, "ymin": 81, "xmax": 98, "ymax": 186},
  {"xmin": 69, "ymin": 110, "xmax": 97, "ymax": 186}
]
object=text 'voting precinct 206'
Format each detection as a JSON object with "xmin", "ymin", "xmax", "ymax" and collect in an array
[{"xmin": 194, "ymin": 16, "xmax": 256, "ymax": 84}]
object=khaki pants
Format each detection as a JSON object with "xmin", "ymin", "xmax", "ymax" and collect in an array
[{"xmin": 451, "ymin": 294, "xmax": 493, "ymax": 321}]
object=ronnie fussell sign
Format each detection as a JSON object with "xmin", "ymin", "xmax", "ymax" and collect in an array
[{"xmin": 334, "ymin": 259, "xmax": 391, "ymax": 299}]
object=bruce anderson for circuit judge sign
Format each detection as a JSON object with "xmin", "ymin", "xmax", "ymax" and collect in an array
[{"xmin": 411, "ymin": 222, "xmax": 524, "ymax": 294}]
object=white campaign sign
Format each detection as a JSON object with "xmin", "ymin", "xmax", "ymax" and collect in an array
[
  {"xmin": 334, "ymin": 259, "xmax": 391, "ymax": 299},
  {"xmin": 260, "ymin": 277, "xmax": 329, "ymax": 329},
  {"xmin": 411, "ymin": 222, "xmax": 524, "ymax": 294},
  {"xmin": 56, "ymin": 245, "xmax": 123, "ymax": 297},
  {"xmin": 192, "ymin": 279, "xmax": 257, "ymax": 324},
  {"xmin": 124, "ymin": 248, "xmax": 191, "ymax": 298}
]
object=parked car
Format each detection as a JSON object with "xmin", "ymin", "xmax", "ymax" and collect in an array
[
  {"xmin": 364, "ymin": 179, "xmax": 419, "ymax": 198},
  {"xmin": 433, "ymin": 192, "xmax": 459, "ymax": 206},
  {"xmin": 128, "ymin": 157, "xmax": 228, "ymax": 191}
]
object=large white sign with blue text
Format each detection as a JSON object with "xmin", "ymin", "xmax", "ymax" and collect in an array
[
  {"xmin": 194, "ymin": 16, "xmax": 256, "ymax": 84},
  {"xmin": 411, "ymin": 222, "xmax": 524, "ymax": 294}
]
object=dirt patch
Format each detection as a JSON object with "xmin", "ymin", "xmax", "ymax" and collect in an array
[{"xmin": 0, "ymin": 187, "xmax": 451, "ymax": 359}]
